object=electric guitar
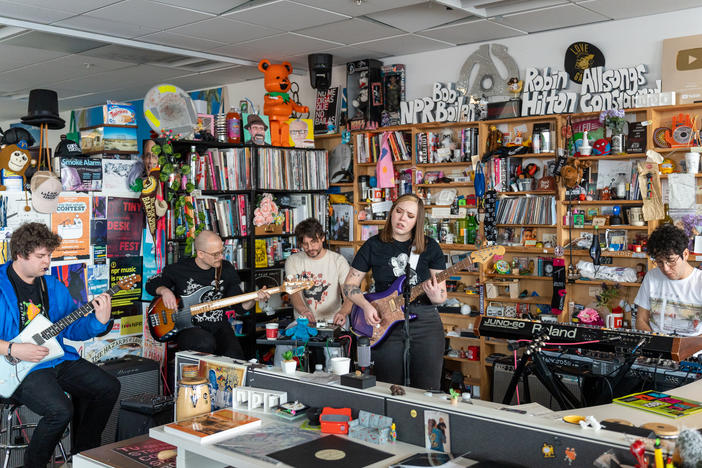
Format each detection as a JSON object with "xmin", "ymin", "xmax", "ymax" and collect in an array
[
  {"xmin": 147, "ymin": 280, "xmax": 314, "ymax": 342},
  {"xmin": 349, "ymin": 246, "xmax": 505, "ymax": 348},
  {"xmin": 0, "ymin": 274, "xmax": 140, "ymax": 398}
]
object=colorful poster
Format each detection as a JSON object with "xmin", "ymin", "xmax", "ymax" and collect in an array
[
  {"xmin": 91, "ymin": 219, "xmax": 106, "ymax": 245},
  {"xmin": 106, "ymin": 197, "xmax": 143, "ymax": 257},
  {"xmin": 93, "ymin": 195, "xmax": 106, "ymax": 218},
  {"xmin": 84, "ymin": 335, "xmax": 142, "ymax": 363},
  {"xmin": 313, "ymin": 87, "xmax": 340, "ymax": 135},
  {"xmin": 424, "ymin": 410, "xmax": 450, "ymax": 453},
  {"xmin": 51, "ymin": 263, "xmax": 88, "ymax": 309},
  {"xmin": 60, "ymin": 157, "xmax": 102, "ymax": 191},
  {"xmin": 87, "ymin": 263, "xmax": 109, "ymax": 297},
  {"xmin": 242, "ymin": 113, "xmax": 271, "ymax": 145},
  {"xmin": 613, "ymin": 390, "xmax": 702, "ymax": 418},
  {"xmin": 109, "ymin": 256, "xmax": 142, "ymax": 318},
  {"xmin": 286, "ymin": 118, "xmax": 315, "ymax": 148},
  {"xmin": 51, "ymin": 195, "xmax": 90, "ymax": 260},
  {"xmin": 2, "ymin": 193, "xmax": 50, "ymax": 232},
  {"xmin": 141, "ymin": 228, "xmax": 164, "ymax": 301},
  {"xmin": 102, "ymin": 157, "xmax": 141, "ymax": 193}
]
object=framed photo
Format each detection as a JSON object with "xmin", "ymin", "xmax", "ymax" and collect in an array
[
  {"xmin": 195, "ymin": 113, "xmax": 214, "ymax": 140},
  {"xmin": 286, "ymin": 118, "xmax": 315, "ymax": 148},
  {"xmin": 243, "ymin": 113, "xmax": 271, "ymax": 145}
]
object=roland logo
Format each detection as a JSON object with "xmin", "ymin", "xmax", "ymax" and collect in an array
[
  {"xmin": 532, "ymin": 322, "xmax": 577, "ymax": 339},
  {"xmin": 484, "ymin": 317, "xmax": 524, "ymax": 329}
]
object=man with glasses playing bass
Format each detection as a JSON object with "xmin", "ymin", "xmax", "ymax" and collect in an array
[
  {"xmin": 146, "ymin": 231, "xmax": 269, "ymax": 358},
  {"xmin": 635, "ymin": 224, "xmax": 702, "ymax": 336}
]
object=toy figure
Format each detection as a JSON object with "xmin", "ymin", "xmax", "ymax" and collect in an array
[
  {"xmin": 258, "ymin": 59, "xmax": 309, "ymax": 147},
  {"xmin": 0, "ymin": 143, "xmax": 32, "ymax": 191},
  {"xmin": 390, "ymin": 423, "xmax": 397, "ymax": 442},
  {"xmin": 352, "ymin": 71, "xmax": 369, "ymax": 118},
  {"xmin": 636, "ymin": 263, "xmax": 646, "ymax": 282},
  {"xmin": 284, "ymin": 317, "xmax": 318, "ymax": 342},
  {"xmin": 507, "ymin": 77, "xmax": 523, "ymax": 99}
]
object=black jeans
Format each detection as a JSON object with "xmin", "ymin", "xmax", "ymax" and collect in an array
[
  {"xmin": 177, "ymin": 321, "xmax": 244, "ymax": 359},
  {"xmin": 12, "ymin": 358, "xmax": 120, "ymax": 468},
  {"xmin": 371, "ymin": 304, "xmax": 445, "ymax": 390}
]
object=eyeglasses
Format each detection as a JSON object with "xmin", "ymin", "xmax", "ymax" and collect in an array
[
  {"xmin": 652, "ymin": 255, "xmax": 681, "ymax": 268},
  {"xmin": 201, "ymin": 249, "xmax": 225, "ymax": 258},
  {"xmin": 290, "ymin": 130, "xmax": 307, "ymax": 136}
]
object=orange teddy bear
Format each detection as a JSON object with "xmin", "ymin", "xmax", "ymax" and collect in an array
[{"xmin": 258, "ymin": 59, "xmax": 309, "ymax": 147}]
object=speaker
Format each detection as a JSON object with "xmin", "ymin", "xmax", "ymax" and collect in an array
[
  {"xmin": 308, "ymin": 53, "xmax": 333, "ymax": 91},
  {"xmin": 98, "ymin": 355, "xmax": 160, "ymax": 445}
]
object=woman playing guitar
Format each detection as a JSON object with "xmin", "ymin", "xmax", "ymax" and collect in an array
[{"xmin": 343, "ymin": 194, "xmax": 447, "ymax": 389}]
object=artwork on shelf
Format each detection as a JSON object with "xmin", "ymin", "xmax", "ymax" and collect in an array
[
  {"xmin": 243, "ymin": 113, "xmax": 271, "ymax": 145},
  {"xmin": 330, "ymin": 204, "xmax": 353, "ymax": 242},
  {"xmin": 286, "ymin": 118, "xmax": 314, "ymax": 148},
  {"xmin": 313, "ymin": 87, "xmax": 340, "ymax": 135},
  {"xmin": 195, "ymin": 114, "xmax": 214, "ymax": 139}
]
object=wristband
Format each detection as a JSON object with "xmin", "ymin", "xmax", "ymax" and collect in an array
[{"xmin": 6, "ymin": 342, "xmax": 13, "ymax": 358}]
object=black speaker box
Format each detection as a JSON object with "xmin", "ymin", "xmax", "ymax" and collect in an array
[{"xmin": 98, "ymin": 355, "xmax": 160, "ymax": 445}]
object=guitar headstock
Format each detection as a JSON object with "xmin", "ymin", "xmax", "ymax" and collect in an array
[
  {"xmin": 282, "ymin": 280, "xmax": 315, "ymax": 295},
  {"xmin": 117, "ymin": 274, "xmax": 141, "ymax": 290},
  {"xmin": 470, "ymin": 245, "xmax": 506, "ymax": 264}
]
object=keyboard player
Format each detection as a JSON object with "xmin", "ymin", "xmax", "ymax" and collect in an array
[{"xmin": 635, "ymin": 224, "xmax": 702, "ymax": 336}]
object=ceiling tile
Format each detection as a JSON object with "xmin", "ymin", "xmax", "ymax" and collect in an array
[
  {"xmin": 86, "ymin": 0, "xmax": 212, "ymax": 29},
  {"xmin": 150, "ymin": 0, "xmax": 249, "ymax": 15},
  {"xmin": 169, "ymin": 66, "xmax": 262, "ymax": 90},
  {"xmin": 578, "ymin": 0, "xmax": 702, "ymax": 19},
  {"xmin": 293, "ymin": 0, "xmax": 427, "ymax": 17},
  {"xmin": 53, "ymin": 14, "xmax": 159, "ymax": 39},
  {"xmin": 19, "ymin": 0, "xmax": 121, "ymax": 14},
  {"xmin": 358, "ymin": 33, "xmax": 453, "ymax": 56},
  {"xmin": 138, "ymin": 31, "xmax": 226, "ymax": 51},
  {"xmin": 494, "ymin": 4, "xmax": 609, "ymax": 33},
  {"xmin": 214, "ymin": 33, "xmax": 341, "ymax": 63},
  {"xmin": 296, "ymin": 18, "xmax": 403, "ymax": 45},
  {"xmin": 167, "ymin": 17, "xmax": 280, "ymax": 44},
  {"xmin": 2, "ymin": 31, "xmax": 107, "ymax": 54},
  {"xmin": 0, "ymin": 0, "xmax": 75, "ymax": 23},
  {"xmin": 0, "ymin": 96, "xmax": 33, "ymax": 122},
  {"xmin": 224, "ymin": 1, "xmax": 349, "ymax": 31},
  {"xmin": 366, "ymin": 3, "xmax": 473, "ymax": 33},
  {"xmin": 0, "ymin": 54, "xmax": 133, "ymax": 94},
  {"xmin": 53, "ymin": 65, "xmax": 183, "ymax": 93},
  {"xmin": 79, "ymin": 44, "xmax": 188, "ymax": 64},
  {"xmin": 0, "ymin": 44, "xmax": 68, "ymax": 74},
  {"xmin": 420, "ymin": 19, "xmax": 525, "ymax": 45}
]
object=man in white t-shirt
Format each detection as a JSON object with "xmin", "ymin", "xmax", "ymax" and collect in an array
[
  {"xmin": 635, "ymin": 224, "xmax": 702, "ymax": 336},
  {"xmin": 285, "ymin": 218, "xmax": 351, "ymax": 325}
]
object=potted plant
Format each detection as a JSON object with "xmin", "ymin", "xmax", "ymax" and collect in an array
[
  {"xmin": 599, "ymin": 109, "xmax": 627, "ymax": 154},
  {"xmin": 281, "ymin": 350, "xmax": 297, "ymax": 374}
]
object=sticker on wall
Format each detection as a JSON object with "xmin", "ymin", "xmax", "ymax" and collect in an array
[
  {"xmin": 410, "ymin": 409, "xmax": 417, "ymax": 418},
  {"xmin": 564, "ymin": 42, "xmax": 605, "ymax": 84},
  {"xmin": 564, "ymin": 447, "xmax": 577, "ymax": 465},
  {"xmin": 542, "ymin": 443, "xmax": 555, "ymax": 458}
]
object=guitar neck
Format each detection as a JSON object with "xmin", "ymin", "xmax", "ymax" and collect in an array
[
  {"xmin": 41, "ymin": 284, "xmax": 123, "ymax": 341},
  {"xmin": 407, "ymin": 255, "xmax": 476, "ymax": 303},
  {"xmin": 190, "ymin": 286, "xmax": 283, "ymax": 316}
]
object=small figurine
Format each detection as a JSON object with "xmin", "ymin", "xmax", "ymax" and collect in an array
[
  {"xmin": 390, "ymin": 384, "xmax": 405, "ymax": 396},
  {"xmin": 352, "ymin": 71, "xmax": 369, "ymax": 116},
  {"xmin": 636, "ymin": 263, "xmax": 646, "ymax": 283},
  {"xmin": 507, "ymin": 77, "xmax": 523, "ymax": 100},
  {"xmin": 390, "ymin": 423, "xmax": 397, "ymax": 443}
]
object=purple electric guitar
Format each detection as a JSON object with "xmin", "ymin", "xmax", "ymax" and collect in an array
[{"xmin": 350, "ymin": 245, "xmax": 505, "ymax": 347}]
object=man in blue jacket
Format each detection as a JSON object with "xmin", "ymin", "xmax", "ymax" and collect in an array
[{"xmin": 0, "ymin": 223, "xmax": 120, "ymax": 468}]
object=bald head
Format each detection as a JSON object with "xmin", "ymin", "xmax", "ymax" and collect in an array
[{"xmin": 195, "ymin": 230, "xmax": 221, "ymax": 251}]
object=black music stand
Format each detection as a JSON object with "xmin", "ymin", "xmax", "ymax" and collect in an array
[{"xmin": 502, "ymin": 334, "xmax": 581, "ymax": 410}]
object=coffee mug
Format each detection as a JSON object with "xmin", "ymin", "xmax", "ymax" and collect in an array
[
  {"xmin": 330, "ymin": 357, "xmax": 351, "ymax": 375},
  {"xmin": 628, "ymin": 207, "xmax": 644, "ymax": 226},
  {"xmin": 606, "ymin": 313, "xmax": 623, "ymax": 329},
  {"xmin": 265, "ymin": 322, "xmax": 279, "ymax": 340}
]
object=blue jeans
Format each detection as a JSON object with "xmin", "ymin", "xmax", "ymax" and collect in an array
[{"xmin": 12, "ymin": 358, "xmax": 120, "ymax": 468}]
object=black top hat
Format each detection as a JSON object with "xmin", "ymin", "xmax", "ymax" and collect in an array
[
  {"xmin": 244, "ymin": 114, "xmax": 268, "ymax": 130},
  {"xmin": 21, "ymin": 89, "xmax": 65, "ymax": 130}
]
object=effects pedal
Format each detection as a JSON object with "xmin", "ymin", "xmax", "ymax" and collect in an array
[{"xmin": 120, "ymin": 393, "xmax": 174, "ymax": 415}]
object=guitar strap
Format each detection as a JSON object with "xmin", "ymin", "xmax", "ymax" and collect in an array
[{"xmin": 214, "ymin": 265, "xmax": 222, "ymax": 291}]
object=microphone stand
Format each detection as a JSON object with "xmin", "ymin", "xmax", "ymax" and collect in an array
[{"xmin": 402, "ymin": 240, "xmax": 414, "ymax": 387}]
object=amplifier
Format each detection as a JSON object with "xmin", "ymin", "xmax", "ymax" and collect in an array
[{"xmin": 98, "ymin": 355, "xmax": 160, "ymax": 445}]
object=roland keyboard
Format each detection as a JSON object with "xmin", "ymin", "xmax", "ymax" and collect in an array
[{"xmin": 475, "ymin": 316, "xmax": 702, "ymax": 361}]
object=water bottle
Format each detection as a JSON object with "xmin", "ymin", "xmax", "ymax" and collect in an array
[{"xmin": 236, "ymin": 244, "xmax": 244, "ymax": 269}]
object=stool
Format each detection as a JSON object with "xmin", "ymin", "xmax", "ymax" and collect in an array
[{"xmin": 0, "ymin": 397, "xmax": 68, "ymax": 468}]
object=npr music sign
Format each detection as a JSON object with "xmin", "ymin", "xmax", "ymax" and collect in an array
[
  {"xmin": 400, "ymin": 82, "xmax": 472, "ymax": 124},
  {"xmin": 521, "ymin": 65, "xmax": 661, "ymax": 116}
]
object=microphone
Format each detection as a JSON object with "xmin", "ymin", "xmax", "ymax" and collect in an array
[
  {"xmin": 356, "ymin": 336, "xmax": 373, "ymax": 374},
  {"xmin": 677, "ymin": 429, "xmax": 702, "ymax": 466}
]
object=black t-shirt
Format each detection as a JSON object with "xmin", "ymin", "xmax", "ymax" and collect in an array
[
  {"xmin": 351, "ymin": 235, "xmax": 445, "ymax": 301},
  {"xmin": 145, "ymin": 258, "xmax": 244, "ymax": 329},
  {"xmin": 8, "ymin": 264, "xmax": 47, "ymax": 332}
]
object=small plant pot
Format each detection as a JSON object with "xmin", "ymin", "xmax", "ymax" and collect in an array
[
  {"xmin": 281, "ymin": 360, "xmax": 297, "ymax": 375},
  {"xmin": 451, "ymin": 397, "xmax": 459, "ymax": 406}
]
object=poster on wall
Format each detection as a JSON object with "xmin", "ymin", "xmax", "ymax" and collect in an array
[
  {"xmin": 87, "ymin": 263, "xmax": 109, "ymax": 297},
  {"xmin": 109, "ymin": 256, "xmax": 142, "ymax": 318},
  {"xmin": 51, "ymin": 263, "xmax": 88, "ymax": 308},
  {"xmin": 662, "ymin": 34, "xmax": 702, "ymax": 103},
  {"xmin": 84, "ymin": 335, "xmax": 142, "ymax": 363},
  {"xmin": 106, "ymin": 197, "xmax": 143, "ymax": 257},
  {"xmin": 286, "ymin": 118, "xmax": 314, "ymax": 148},
  {"xmin": 51, "ymin": 195, "xmax": 90, "ymax": 261},
  {"xmin": 313, "ymin": 87, "xmax": 340, "ymax": 135},
  {"xmin": 141, "ymin": 228, "xmax": 164, "ymax": 301},
  {"xmin": 102, "ymin": 157, "xmax": 141, "ymax": 193},
  {"xmin": 60, "ymin": 157, "xmax": 103, "ymax": 191},
  {"xmin": 2, "ymin": 193, "xmax": 49, "ymax": 232}
]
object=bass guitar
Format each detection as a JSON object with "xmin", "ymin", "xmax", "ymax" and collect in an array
[
  {"xmin": 147, "ymin": 280, "xmax": 313, "ymax": 342},
  {"xmin": 349, "ymin": 246, "xmax": 505, "ymax": 347},
  {"xmin": 0, "ymin": 274, "xmax": 141, "ymax": 398}
]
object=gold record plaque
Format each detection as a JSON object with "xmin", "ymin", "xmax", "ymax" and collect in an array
[{"xmin": 565, "ymin": 42, "xmax": 605, "ymax": 84}]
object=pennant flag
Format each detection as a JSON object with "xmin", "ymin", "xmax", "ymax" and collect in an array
[{"xmin": 376, "ymin": 132, "xmax": 395, "ymax": 188}]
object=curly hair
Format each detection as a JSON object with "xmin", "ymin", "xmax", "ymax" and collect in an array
[
  {"xmin": 294, "ymin": 218, "xmax": 325, "ymax": 245},
  {"xmin": 647, "ymin": 224, "xmax": 689, "ymax": 260},
  {"xmin": 11, "ymin": 222, "xmax": 61, "ymax": 260}
]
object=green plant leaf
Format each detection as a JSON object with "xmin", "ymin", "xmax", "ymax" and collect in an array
[
  {"xmin": 163, "ymin": 143, "xmax": 173, "ymax": 154},
  {"xmin": 170, "ymin": 179, "xmax": 181, "ymax": 191},
  {"xmin": 198, "ymin": 212, "xmax": 206, "ymax": 222},
  {"xmin": 158, "ymin": 156, "xmax": 167, "ymax": 166},
  {"xmin": 175, "ymin": 225, "xmax": 186, "ymax": 236},
  {"xmin": 167, "ymin": 191, "xmax": 174, "ymax": 202},
  {"xmin": 181, "ymin": 165, "xmax": 191, "ymax": 175},
  {"xmin": 185, "ymin": 182, "xmax": 195, "ymax": 192},
  {"xmin": 152, "ymin": 145, "xmax": 162, "ymax": 156},
  {"xmin": 173, "ymin": 152, "xmax": 182, "ymax": 160},
  {"xmin": 186, "ymin": 201, "xmax": 194, "ymax": 210},
  {"xmin": 161, "ymin": 163, "xmax": 174, "ymax": 175},
  {"xmin": 159, "ymin": 172, "xmax": 169, "ymax": 182}
]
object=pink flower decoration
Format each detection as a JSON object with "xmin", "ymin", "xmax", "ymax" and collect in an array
[{"xmin": 253, "ymin": 193, "xmax": 280, "ymax": 226}]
